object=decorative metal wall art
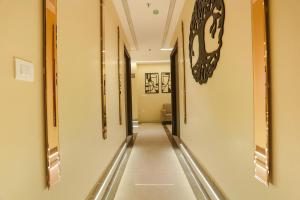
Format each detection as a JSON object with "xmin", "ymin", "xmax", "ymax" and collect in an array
[
  {"xmin": 145, "ymin": 73, "xmax": 159, "ymax": 94},
  {"xmin": 44, "ymin": 0, "xmax": 61, "ymax": 187},
  {"xmin": 100, "ymin": 0, "xmax": 107, "ymax": 139},
  {"xmin": 251, "ymin": 0, "xmax": 271, "ymax": 186},
  {"xmin": 189, "ymin": 0, "xmax": 225, "ymax": 84},
  {"xmin": 161, "ymin": 72, "xmax": 171, "ymax": 93}
]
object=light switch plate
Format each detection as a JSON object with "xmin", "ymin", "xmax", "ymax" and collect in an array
[{"xmin": 15, "ymin": 58, "xmax": 34, "ymax": 82}]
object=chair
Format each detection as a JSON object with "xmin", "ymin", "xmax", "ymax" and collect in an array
[{"xmin": 161, "ymin": 104, "xmax": 172, "ymax": 124}]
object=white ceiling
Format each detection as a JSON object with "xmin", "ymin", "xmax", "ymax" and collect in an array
[{"xmin": 112, "ymin": 0, "xmax": 186, "ymax": 62}]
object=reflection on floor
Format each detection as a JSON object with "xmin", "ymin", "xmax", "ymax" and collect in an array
[{"xmin": 114, "ymin": 123, "xmax": 197, "ymax": 200}]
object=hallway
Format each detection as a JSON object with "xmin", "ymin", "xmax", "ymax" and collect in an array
[
  {"xmin": 1, "ymin": 0, "xmax": 300, "ymax": 199},
  {"xmin": 113, "ymin": 124, "xmax": 197, "ymax": 200}
]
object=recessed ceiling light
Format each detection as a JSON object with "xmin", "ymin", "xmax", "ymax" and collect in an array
[
  {"xmin": 153, "ymin": 9, "xmax": 159, "ymax": 15},
  {"xmin": 160, "ymin": 48, "xmax": 173, "ymax": 51}
]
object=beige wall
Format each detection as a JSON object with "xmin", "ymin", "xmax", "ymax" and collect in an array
[
  {"xmin": 131, "ymin": 76, "xmax": 139, "ymax": 121},
  {"xmin": 0, "ymin": 0, "xmax": 128, "ymax": 199},
  {"xmin": 171, "ymin": 0, "xmax": 300, "ymax": 199},
  {"xmin": 136, "ymin": 63, "xmax": 171, "ymax": 123},
  {"xmin": 131, "ymin": 63, "xmax": 139, "ymax": 120}
]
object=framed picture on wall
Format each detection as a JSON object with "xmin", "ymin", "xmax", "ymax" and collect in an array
[
  {"xmin": 161, "ymin": 72, "xmax": 171, "ymax": 93},
  {"xmin": 145, "ymin": 73, "xmax": 159, "ymax": 94}
]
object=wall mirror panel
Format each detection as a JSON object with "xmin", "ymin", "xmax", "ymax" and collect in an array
[
  {"xmin": 44, "ymin": 0, "xmax": 61, "ymax": 187},
  {"xmin": 251, "ymin": 0, "xmax": 271, "ymax": 186}
]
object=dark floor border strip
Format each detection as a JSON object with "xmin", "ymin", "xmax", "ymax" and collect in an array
[
  {"xmin": 163, "ymin": 125, "xmax": 226, "ymax": 200},
  {"xmin": 86, "ymin": 135, "xmax": 136, "ymax": 200}
]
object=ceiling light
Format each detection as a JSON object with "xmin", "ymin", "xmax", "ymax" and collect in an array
[
  {"xmin": 160, "ymin": 48, "xmax": 173, "ymax": 51},
  {"xmin": 136, "ymin": 60, "xmax": 171, "ymax": 64},
  {"xmin": 153, "ymin": 9, "xmax": 159, "ymax": 15}
]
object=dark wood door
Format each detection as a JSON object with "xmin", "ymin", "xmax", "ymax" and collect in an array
[
  {"xmin": 124, "ymin": 48, "xmax": 133, "ymax": 136},
  {"xmin": 170, "ymin": 43, "xmax": 180, "ymax": 136}
]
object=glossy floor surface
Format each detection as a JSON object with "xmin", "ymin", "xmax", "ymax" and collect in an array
[{"xmin": 114, "ymin": 123, "xmax": 196, "ymax": 200}]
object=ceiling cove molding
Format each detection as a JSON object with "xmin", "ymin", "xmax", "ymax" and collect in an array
[
  {"xmin": 121, "ymin": 0, "xmax": 139, "ymax": 50},
  {"xmin": 161, "ymin": 0, "xmax": 176, "ymax": 48}
]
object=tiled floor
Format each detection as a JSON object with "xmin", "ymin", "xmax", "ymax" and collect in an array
[{"xmin": 114, "ymin": 123, "xmax": 196, "ymax": 200}]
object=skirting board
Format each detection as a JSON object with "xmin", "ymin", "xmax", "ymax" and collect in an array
[
  {"xmin": 173, "ymin": 136, "xmax": 226, "ymax": 200},
  {"xmin": 132, "ymin": 120, "xmax": 139, "ymax": 128},
  {"xmin": 86, "ymin": 136, "xmax": 133, "ymax": 200}
]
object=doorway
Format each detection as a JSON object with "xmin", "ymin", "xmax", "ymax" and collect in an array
[
  {"xmin": 170, "ymin": 43, "xmax": 180, "ymax": 137},
  {"xmin": 124, "ymin": 47, "xmax": 133, "ymax": 136}
]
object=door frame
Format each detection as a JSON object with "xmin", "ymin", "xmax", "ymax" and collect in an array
[
  {"xmin": 170, "ymin": 42, "xmax": 180, "ymax": 137},
  {"xmin": 124, "ymin": 47, "xmax": 133, "ymax": 136}
]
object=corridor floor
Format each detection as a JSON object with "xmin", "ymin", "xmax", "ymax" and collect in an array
[{"xmin": 114, "ymin": 123, "xmax": 197, "ymax": 200}]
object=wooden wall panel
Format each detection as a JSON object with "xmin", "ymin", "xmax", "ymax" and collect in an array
[
  {"xmin": 44, "ymin": 0, "xmax": 61, "ymax": 187},
  {"xmin": 251, "ymin": 0, "xmax": 271, "ymax": 186}
]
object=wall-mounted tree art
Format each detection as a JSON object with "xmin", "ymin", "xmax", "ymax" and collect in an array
[
  {"xmin": 189, "ymin": 0, "xmax": 225, "ymax": 84},
  {"xmin": 145, "ymin": 73, "xmax": 159, "ymax": 94},
  {"xmin": 161, "ymin": 72, "xmax": 171, "ymax": 93}
]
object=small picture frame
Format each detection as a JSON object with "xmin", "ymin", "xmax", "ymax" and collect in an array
[
  {"xmin": 161, "ymin": 72, "xmax": 171, "ymax": 93},
  {"xmin": 145, "ymin": 73, "xmax": 159, "ymax": 94}
]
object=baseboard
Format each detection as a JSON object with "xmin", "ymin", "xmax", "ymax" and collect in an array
[
  {"xmin": 174, "ymin": 136, "xmax": 226, "ymax": 200},
  {"xmin": 161, "ymin": 121, "xmax": 172, "ymax": 125},
  {"xmin": 162, "ymin": 125, "xmax": 226, "ymax": 200},
  {"xmin": 132, "ymin": 120, "xmax": 139, "ymax": 128},
  {"xmin": 86, "ymin": 136, "xmax": 133, "ymax": 200}
]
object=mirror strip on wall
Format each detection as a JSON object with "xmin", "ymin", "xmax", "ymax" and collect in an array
[
  {"xmin": 181, "ymin": 21, "xmax": 187, "ymax": 124},
  {"xmin": 251, "ymin": 0, "xmax": 271, "ymax": 186},
  {"xmin": 44, "ymin": 0, "xmax": 61, "ymax": 187},
  {"xmin": 118, "ymin": 26, "xmax": 122, "ymax": 125},
  {"xmin": 100, "ymin": 0, "xmax": 108, "ymax": 139}
]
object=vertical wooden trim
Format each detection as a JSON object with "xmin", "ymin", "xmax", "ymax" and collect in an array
[
  {"xmin": 181, "ymin": 21, "xmax": 187, "ymax": 124},
  {"xmin": 118, "ymin": 26, "xmax": 122, "ymax": 125},
  {"xmin": 52, "ymin": 25, "xmax": 57, "ymax": 127},
  {"xmin": 264, "ymin": 0, "xmax": 272, "ymax": 183},
  {"xmin": 100, "ymin": 0, "xmax": 107, "ymax": 139}
]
